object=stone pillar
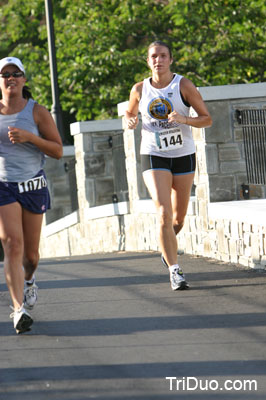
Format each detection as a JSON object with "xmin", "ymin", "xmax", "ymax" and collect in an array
[
  {"xmin": 123, "ymin": 123, "xmax": 142, "ymax": 212},
  {"xmin": 118, "ymin": 101, "xmax": 146, "ymax": 211},
  {"xmin": 191, "ymin": 106, "xmax": 211, "ymax": 257},
  {"xmin": 193, "ymin": 126, "xmax": 209, "ymax": 230},
  {"xmin": 70, "ymin": 119, "xmax": 123, "ymax": 225}
]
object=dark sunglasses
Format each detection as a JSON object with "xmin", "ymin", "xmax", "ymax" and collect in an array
[{"xmin": 0, "ymin": 71, "xmax": 24, "ymax": 78}]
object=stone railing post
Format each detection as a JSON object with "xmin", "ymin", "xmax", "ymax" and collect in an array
[
  {"xmin": 122, "ymin": 123, "xmax": 141, "ymax": 212},
  {"xmin": 118, "ymin": 101, "xmax": 147, "ymax": 212},
  {"xmin": 70, "ymin": 119, "xmax": 122, "ymax": 226}
]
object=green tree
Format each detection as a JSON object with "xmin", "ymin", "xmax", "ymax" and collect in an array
[
  {"xmin": 0, "ymin": 0, "xmax": 265, "ymax": 131},
  {"xmin": 165, "ymin": 0, "xmax": 266, "ymax": 85}
]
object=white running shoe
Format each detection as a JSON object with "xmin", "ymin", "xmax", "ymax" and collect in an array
[
  {"xmin": 169, "ymin": 266, "xmax": 189, "ymax": 290},
  {"xmin": 24, "ymin": 282, "xmax": 38, "ymax": 309},
  {"xmin": 10, "ymin": 305, "xmax": 33, "ymax": 334}
]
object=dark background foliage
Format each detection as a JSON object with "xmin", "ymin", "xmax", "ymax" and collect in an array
[{"xmin": 0, "ymin": 0, "xmax": 265, "ymax": 142}]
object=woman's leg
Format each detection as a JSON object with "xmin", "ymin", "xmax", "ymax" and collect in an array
[
  {"xmin": 143, "ymin": 169, "xmax": 178, "ymax": 267},
  {"xmin": 171, "ymin": 173, "xmax": 195, "ymax": 235},
  {"xmin": 22, "ymin": 208, "xmax": 43, "ymax": 281},
  {"xmin": 0, "ymin": 202, "xmax": 24, "ymax": 310}
]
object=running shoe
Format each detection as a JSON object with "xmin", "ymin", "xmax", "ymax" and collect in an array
[
  {"xmin": 10, "ymin": 305, "xmax": 33, "ymax": 334},
  {"xmin": 169, "ymin": 266, "xmax": 189, "ymax": 291},
  {"xmin": 24, "ymin": 282, "xmax": 38, "ymax": 310}
]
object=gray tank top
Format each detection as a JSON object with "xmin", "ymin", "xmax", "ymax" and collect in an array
[{"xmin": 0, "ymin": 98, "xmax": 45, "ymax": 182}]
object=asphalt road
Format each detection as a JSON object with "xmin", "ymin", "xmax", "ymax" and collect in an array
[{"xmin": 1, "ymin": 251, "xmax": 266, "ymax": 399}]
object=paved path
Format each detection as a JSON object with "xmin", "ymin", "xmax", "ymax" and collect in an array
[{"xmin": 0, "ymin": 252, "xmax": 266, "ymax": 399}]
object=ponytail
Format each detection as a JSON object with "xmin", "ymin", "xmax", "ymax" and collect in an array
[{"xmin": 22, "ymin": 85, "xmax": 33, "ymax": 99}]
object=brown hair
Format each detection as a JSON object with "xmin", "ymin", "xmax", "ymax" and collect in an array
[
  {"xmin": 148, "ymin": 41, "xmax": 173, "ymax": 59},
  {"xmin": 22, "ymin": 85, "xmax": 32, "ymax": 99}
]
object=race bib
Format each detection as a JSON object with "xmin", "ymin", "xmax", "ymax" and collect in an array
[
  {"xmin": 18, "ymin": 175, "xmax": 47, "ymax": 193},
  {"xmin": 155, "ymin": 128, "xmax": 183, "ymax": 151}
]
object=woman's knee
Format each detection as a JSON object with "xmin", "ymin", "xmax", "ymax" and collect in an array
[
  {"xmin": 158, "ymin": 206, "xmax": 173, "ymax": 228},
  {"xmin": 2, "ymin": 236, "xmax": 23, "ymax": 258},
  {"xmin": 172, "ymin": 210, "xmax": 186, "ymax": 227},
  {"xmin": 23, "ymin": 251, "xmax": 39, "ymax": 268}
]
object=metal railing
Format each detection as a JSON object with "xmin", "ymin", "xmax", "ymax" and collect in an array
[{"xmin": 236, "ymin": 109, "xmax": 266, "ymax": 185}]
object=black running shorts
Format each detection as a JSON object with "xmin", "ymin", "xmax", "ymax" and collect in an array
[{"xmin": 141, "ymin": 153, "xmax": 196, "ymax": 175}]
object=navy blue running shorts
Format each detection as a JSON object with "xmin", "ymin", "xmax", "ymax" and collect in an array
[
  {"xmin": 141, "ymin": 153, "xmax": 196, "ymax": 175},
  {"xmin": 0, "ymin": 170, "xmax": 50, "ymax": 214}
]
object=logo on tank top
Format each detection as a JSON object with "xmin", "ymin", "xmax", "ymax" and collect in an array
[{"xmin": 148, "ymin": 97, "xmax": 173, "ymax": 120}]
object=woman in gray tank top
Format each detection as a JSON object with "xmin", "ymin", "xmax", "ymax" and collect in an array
[{"xmin": 0, "ymin": 56, "xmax": 63, "ymax": 334}]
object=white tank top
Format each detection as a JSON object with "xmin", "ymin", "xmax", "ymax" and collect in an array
[{"xmin": 139, "ymin": 74, "xmax": 195, "ymax": 157}]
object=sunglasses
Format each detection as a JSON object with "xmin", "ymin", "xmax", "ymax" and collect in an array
[{"xmin": 0, "ymin": 71, "xmax": 24, "ymax": 78}]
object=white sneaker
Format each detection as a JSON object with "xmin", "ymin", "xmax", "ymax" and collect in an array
[
  {"xmin": 169, "ymin": 265, "xmax": 189, "ymax": 290},
  {"xmin": 10, "ymin": 305, "xmax": 33, "ymax": 334},
  {"xmin": 24, "ymin": 282, "xmax": 38, "ymax": 309}
]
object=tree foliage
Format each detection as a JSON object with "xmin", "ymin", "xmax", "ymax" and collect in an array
[{"xmin": 0, "ymin": 0, "xmax": 265, "ymax": 135}]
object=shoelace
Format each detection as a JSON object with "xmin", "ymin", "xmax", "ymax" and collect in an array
[
  {"xmin": 172, "ymin": 268, "xmax": 184, "ymax": 283},
  {"xmin": 9, "ymin": 304, "xmax": 24, "ymax": 318},
  {"xmin": 25, "ymin": 284, "xmax": 38, "ymax": 298},
  {"xmin": 9, "ymin": 306, "xmax": 15, "ymax": 319}
]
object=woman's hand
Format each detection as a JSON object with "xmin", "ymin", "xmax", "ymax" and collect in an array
[
  {"xmin": 8, "ymin": 126, "xmax": 32, "ymax": 144},
  {"xmin": 168, "ymin": 111, "xmax": 187, "ymax": 125},
  {"xmin": 126, "ymin": 115, "xmax": 139, "ymax": 129}
]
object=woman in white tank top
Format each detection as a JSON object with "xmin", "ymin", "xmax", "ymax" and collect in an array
[{"xmin": 125, "ymin": 41, "xmax": 212, "ymax": 291}]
